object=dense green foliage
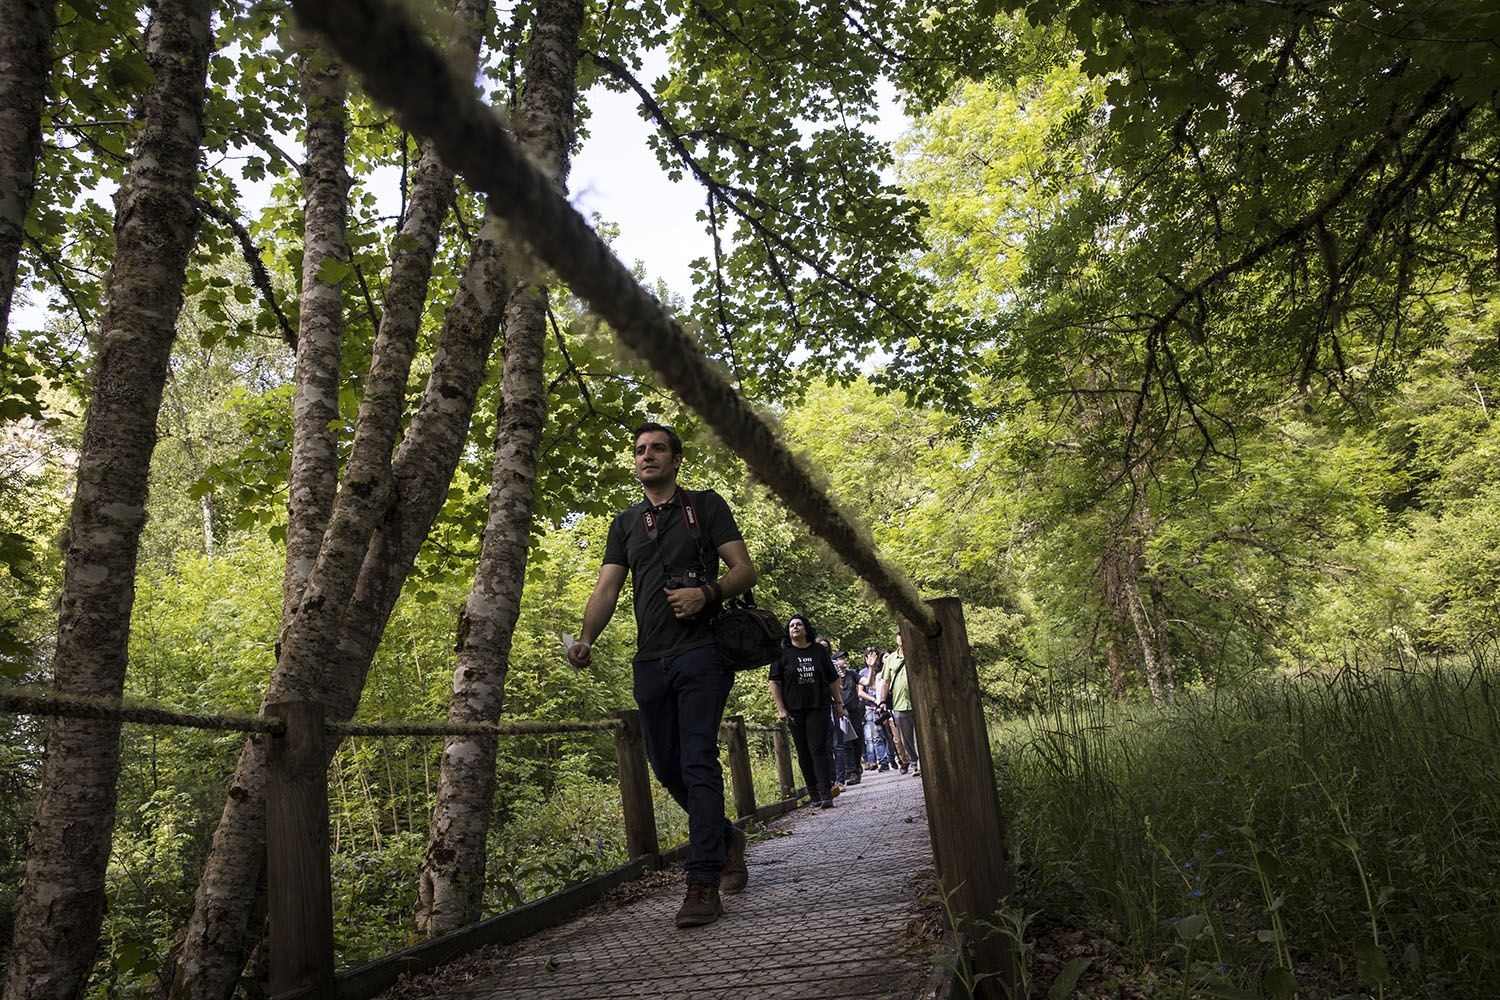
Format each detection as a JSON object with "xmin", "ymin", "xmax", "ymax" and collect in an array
[{"xmin": 4, "ymin": 0, "xmax": 1500, "ymax": 996}]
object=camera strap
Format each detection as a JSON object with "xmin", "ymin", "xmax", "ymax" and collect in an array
[
  {"xmin": 640, "ymin": 488, "xmax": 700, "ymax": 543},
  {"xmin": 640, "ymin": 488, "xmax": 711, "ymax": 580}
]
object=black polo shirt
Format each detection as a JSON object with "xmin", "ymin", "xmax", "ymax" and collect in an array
[{"xmin": 603, "ymin": 487, "xmax": 743, "ymax": 662}]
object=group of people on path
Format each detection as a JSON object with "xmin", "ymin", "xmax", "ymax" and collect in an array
[
  {"xmin": 770, "ymin": 621, "xmax": 921, "ymax": 808},
  {"xmin": 566, "ymin": 421, "xmax": 920, "ymax": 930}
]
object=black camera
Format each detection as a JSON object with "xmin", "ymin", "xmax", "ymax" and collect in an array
[{"xmin": 665, "ymin": 567, "xmax": 709, "ymax": 623}]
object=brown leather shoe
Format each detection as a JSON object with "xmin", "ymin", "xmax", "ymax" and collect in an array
[
  {"xmin": 721, "ymin": 826, "xmax": 748, "ymax": 895},
  {"xmin": 675, "ymin": 883, "xmax": 723, "ymax": 928}
]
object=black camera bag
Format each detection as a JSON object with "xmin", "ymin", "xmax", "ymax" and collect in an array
[{"xmin": 711, "ymin": 591, "xmax": 783, "ymax": 671}]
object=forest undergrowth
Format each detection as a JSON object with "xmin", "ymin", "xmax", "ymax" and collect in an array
[
  {"xmin": 995, "ymin": 651, "xmax": 1500, "ymax": 1000},
  {"xmin": 7, "ymin": 700, "xmax": 786, "ymax": 997}
]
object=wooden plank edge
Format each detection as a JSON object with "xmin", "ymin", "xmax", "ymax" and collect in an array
[
  {"xmin": 275, "ymin": 794, "xmax": 808, "ymax": 1000},
  {"xmin": 322, "ymin": 853, "xmax": 660, "ymax": 1000}
]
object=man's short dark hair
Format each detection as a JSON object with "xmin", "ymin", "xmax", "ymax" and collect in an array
[{"xmin": 634, "ymin": 421, "xmax": 682, "ymax": 457}]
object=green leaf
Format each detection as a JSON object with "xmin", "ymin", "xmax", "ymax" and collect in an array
[
  {"xmin": 1048, "ymin": 956, "xmax": 1092, "ymax": 999},
  {"xmin": 1355, "ymin": 941, "xmax": 1390, "ymax": 986},
  {"xmin": 315, "ymin": 257, "xmax": 353, "ymax": 286},
  {"xmin": 114, "ymin": 943, "xmax": 141, "ymax": 973},
  {"xmin": 1175, "ymin": 914, "xmax": 1210, "ymax": 942},
  {"xmin": 1264, "ymin": 966, "xmax": 1297, "ymax": 1000}
]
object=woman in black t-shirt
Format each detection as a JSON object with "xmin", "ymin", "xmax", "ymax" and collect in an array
[{"xmin": 769, "ymin": 614, "xmax": 846, "ymax": 807}]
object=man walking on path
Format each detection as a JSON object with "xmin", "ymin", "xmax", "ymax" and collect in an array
[
  {"xmin": 568, "ymin": 423, "xmax": 758, "ymax": 928},
  {"xmin": 887, "ymin": 634, "xmax": 920, "ymax": 776}
]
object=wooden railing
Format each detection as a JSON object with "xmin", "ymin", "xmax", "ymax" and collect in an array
[
  {"xmin": 264, "ymin": 706, "xmax": 803, "ymax": 999},
  {"xmin": 0, "ymin": 687, "xmax": 807, "ymax": 1000},
  {"xmin": 267, "ymin": 599, "xmax": 1013, "ymax": 998}
]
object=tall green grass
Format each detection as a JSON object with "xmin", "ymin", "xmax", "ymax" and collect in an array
[{"xmin": 996, "ymin": 658, "xmax": 1500, "ymax": 998}]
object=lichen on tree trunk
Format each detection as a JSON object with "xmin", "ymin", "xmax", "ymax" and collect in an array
[
  {"xmin": 165, "ymin": 3, "xmax": 500, "ymax": 996},
  {"xmin": 1, "ymin": 1, "xmax": 215, "ymax": 996},
  {"xmin": 0, "ymin": 0, "xmax": 55, "ymax": 344},
  {"xmin": 416, "ymin": 0, "xmax": 586, "ymax": 938}
]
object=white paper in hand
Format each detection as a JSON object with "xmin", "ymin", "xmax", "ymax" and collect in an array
[{"xmin": 562, "ymin": 633, "xmax": 579, "ymax": 670}]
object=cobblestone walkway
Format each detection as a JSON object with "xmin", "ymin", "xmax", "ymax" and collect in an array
[{"xmin": 448, "ymin": 768, "xmax": 941, "ymax": 999}]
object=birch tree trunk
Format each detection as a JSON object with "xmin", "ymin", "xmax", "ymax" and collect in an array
[
  {"xmin": 1121, "ymin": 567, "xmax": 1165, "ymax": 702},
  {"xmin": 322, "ymin": 212, "xmax": 511, "ymax": 724},
  {"xmin": 1149, "ymin": 579, "xmax": 1176, "ymax": 702},
  {"xmin": 0, "ymin": 0, "xmax": 55, "ymax": 344},
  {"xmin": 281, "ymin": 42, "xmax": 349, "ymax": 646},
  {"xmin": 166, "ymin": 4, "xmax": 494, "ymax": 996},
  {"xmin": 1, "ymin": 1, "xmax": 214, "ymax": 996},
  {"xmin": 416, "ymin": 0, "xmax": 585, "ymax": 937}
]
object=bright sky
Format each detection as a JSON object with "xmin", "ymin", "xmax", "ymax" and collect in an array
[
  {"xmin": 570, "ymin": 74, "xmax": 910, "ymax": 298},
  {"xmin": 570, "ymin": 79, "xmax": 712, "ymax": 296}
]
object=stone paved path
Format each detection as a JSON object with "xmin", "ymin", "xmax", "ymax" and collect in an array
[{"xmin": 447, "ymin": 768, "xmax": 941, "ymax": 999}]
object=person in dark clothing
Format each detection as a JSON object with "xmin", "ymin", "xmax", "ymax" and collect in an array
[
  {"xmin": 828, "ymin": 649, "xmax": 851, "ymax": 787},
  {"xmin": 568, "ymin": 423, "xmax": 758, "ymax": 929},
  {"xmin": 769, "ymin": 614, "xmax": 845, "ymax": 807},
  {"xmin": 836, "ymin": 651, "xmax": 864, "ymax": 784}
]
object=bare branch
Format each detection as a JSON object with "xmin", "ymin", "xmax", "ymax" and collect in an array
[{"xmin": 194, "ymin": 196, "xmax": 297, "ymax": 349}]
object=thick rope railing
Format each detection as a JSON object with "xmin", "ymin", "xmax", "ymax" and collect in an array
[
  {"xmin": 0, "ymin": 686, "xmax": 621, "ymax": 738},
  {"xmin": 0, "ymin": 686, "xmax": 283, "ymax": 734},
  {"xmin": 287, "ymin": 0, "xmax": 941, "ymax": 638},
  {"xmin": 332, "ymin": 718, "xmax": 621, "ymax": 737}
]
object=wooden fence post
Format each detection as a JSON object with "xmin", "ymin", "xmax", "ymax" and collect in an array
[
  {"xmin": 613, "ymin": 709, "xmax": 658, "ymax": 859},
  {"xmin": 724, "ymin": 714, "xmax": 757, "ymax": 819},
  {"xmin": 266, "ymin": 700, "xmax": 335, "ymax": 999},
  {"xmin": 900, "ymin": 599, "xmax": 1018, "ymax": 1000},
  {"xmin": 771, "ymin": 723, "xmax": 794, "ymax": 800}
]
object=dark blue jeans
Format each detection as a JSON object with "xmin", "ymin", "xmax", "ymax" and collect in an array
[
  {"xmin": 831, "ymin": 710, "xmax": 847, "ymax": 784},
  {"xmin": 633, "ymin": 643, "xmax": 737, "ymax": 886}
]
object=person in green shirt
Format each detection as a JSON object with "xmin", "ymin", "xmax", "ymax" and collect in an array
[{"xmin": 885, "ymin": 633, "xmax": 919, "ymax": 776}]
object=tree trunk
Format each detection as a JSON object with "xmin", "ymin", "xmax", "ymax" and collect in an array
[
  {"xmin": 1104, "ymin": 633, "xmax": 1126, "ymax": 700},
  {"xmin": 321, "ymin": 210, "xmax": 511, "ymax": 725},
  {"xmin": 415, "ymin": 0, "xmax": 584, "ymax": 937},
  {"xmin": 1099, "ymin": 545, "xmax": 1135, "ymax": 699},
  {"xmin": 1123, "ymin": 483, "xmax": 1173, "ymax": 703},
  {"xmin": 165, "ymin": 5, "xmax": 495, "ymax": 996},
  {"xmin": 281, "ymin": 41, "xmax": 349, "ymax": 646},
  {"xmin": 1121, "ymin": 568, "xmax": 1165, "ymax": 702},
  {"xmin": 0, "ymin": 0, "xmax": 55, "ymax": 344},
  {"xmin": 1, "ymin": 1, "xmax": 214, "ymax": 997},
  {"xmin": 1149, "ymin": 578, "xmax": 1175, "ymax": 702},
  {"xmin": 200, "ymin": 492, "xmax": 215, "ymax": 555}
]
